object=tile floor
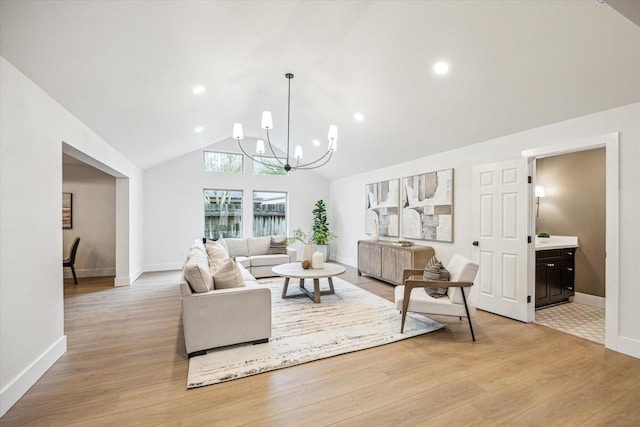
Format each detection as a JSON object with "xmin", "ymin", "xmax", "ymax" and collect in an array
[{"xmin": 534, "ymin": 302, "xmax": 605, "ymax": 345}]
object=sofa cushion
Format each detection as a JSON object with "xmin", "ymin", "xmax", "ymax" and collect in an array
[
  {"xmin": 212, "ymin": 259, "xmax": 246, "ymax": 289},
  {"xmin": 205, "ymin": 242, "xmax": 229, "ymax": 263},
  {"xmin": 183, "ymin": 251, "xmax": 214, "ymax": 293},
  {"xmin": 248, "ymin": 236, "xmax": 271, "ymax": 256},
  {"xmin": 224, "ymin": 238, "xmax": 249, "ymax": 257},
  {"xmin": 235, "ymin": 256, "xmax": 251, "ymax": 269},
  {"xmin": 268, "ymin": 236, "xmax": 288, "ymax": 255},
  {"xmin": 251, "ymin": 254, "xmax": 291, "ymax": 267},
  {"xmin": 190, "ymin": 239, "xmax": 207, "ymax": 256}
]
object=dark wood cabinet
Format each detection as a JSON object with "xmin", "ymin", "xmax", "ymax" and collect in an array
[
  {"xmin": 357, "ymin": 240, "xmax": 434, "ymax": 286},
  {"xmin": 535, "ymin": 248, "xmax": 576, "ymax": 308}
]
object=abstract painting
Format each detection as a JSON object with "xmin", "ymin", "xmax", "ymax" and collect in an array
[
  {"xmin": 62, "ymin": 192, "xmax": 72, "ymax": 230},
  {"xmin": 365, "ymin": 179, "xmax": 400, "ymax": 237},
  {"xmin": 402, "ymin": 169, "xmax": 453, "ymax": 242}
]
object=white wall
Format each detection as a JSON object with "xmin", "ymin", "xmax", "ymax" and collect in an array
[
  {"xmin": 0, "ymin": 57, "xmax": 144, "ymax": 416},
  {"xmin": 330, "ymin": 101, "xmax": 640, "ymax": 359},
  {"xmin": 143, "ymin": 139, "xmax": 330, "ymax": 270},
  {"xmin": 63, "ymin": 162, "xmax": 116, "ymax": 278}
]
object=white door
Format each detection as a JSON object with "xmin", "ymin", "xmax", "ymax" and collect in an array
[{"xmin": 472, "ymin": 159, "xmax": 531, "ymax": 322}]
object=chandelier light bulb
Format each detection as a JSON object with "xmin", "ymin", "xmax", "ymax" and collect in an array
[
  {"xmin": 233, "ymin": 123, "xmax": 244, "ymax": 140},
  {"xmin": 294, "ymin": 145, "xmax": 303, "ymax": 159},
  {"xmin": 256, "ymin": 140, "xmax": 265, "ymax": 154},
  {"xmin": 261, "ymin": 111, "xmax": 273, "ymax": 129}
]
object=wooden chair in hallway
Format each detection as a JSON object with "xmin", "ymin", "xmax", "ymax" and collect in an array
[{"xmin": 63, "ymin": 237, "xmax": 81, "ymax": 284}]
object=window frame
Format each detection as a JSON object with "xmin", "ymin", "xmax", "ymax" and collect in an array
[
  {"xmin": 203, "ymin": 189, "xmax": 243, "ymax": 239},
  {"xmin": 203, "ymin": 150, "xmax": 244, "ymax": 174},
  {"xmin": 252, "ymin": 191, "xmax": 288, "ymax": 237}
]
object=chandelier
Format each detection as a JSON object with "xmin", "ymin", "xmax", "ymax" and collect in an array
[{"xmin": 232, "ymin": 73, "xmax": 338, "ymax": 173}]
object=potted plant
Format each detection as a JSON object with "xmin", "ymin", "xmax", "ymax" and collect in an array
[{"xmin": 311, "ymin": 199, "xmax": 336, "ymax": 261}]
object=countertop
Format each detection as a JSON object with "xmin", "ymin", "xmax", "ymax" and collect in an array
[{"xmin": 535, "ymin": 235, "xmax": 578, "ymax": 251}]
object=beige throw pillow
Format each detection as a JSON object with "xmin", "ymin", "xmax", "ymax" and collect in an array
[
  {"xmin": 205, "ymin": 242, "xmax": 229, "ymax": 264},
  {"xmin": 268, "ymin": 237, "xmax": 287, "ymax": 255},
  {"xmin": 183, "ymin": 252, "xmax": 214, "ymax": 293},
  {"xmin": 212, "ymin": 259, "xmax": 246, "ymax": 289}
]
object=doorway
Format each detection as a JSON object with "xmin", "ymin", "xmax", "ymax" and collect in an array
[
  {"xmin": 532, "ymin": 148, "xmax": 606, "ymax": 344},
  {"xmin": 523, "ymin": 133, "xmax": 619, "ymax": 350}
]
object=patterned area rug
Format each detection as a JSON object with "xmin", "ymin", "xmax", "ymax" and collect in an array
[{"xmin": 187, "ymin": 277, "xmax": 444, "ymax": 388}]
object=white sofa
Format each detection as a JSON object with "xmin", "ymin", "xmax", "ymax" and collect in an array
[
  {"xmin": 180, "ymin": 240, "xmax": 272, "ymax": 357},
  {"xmin": 218, "ymin": 236, "xmax": 297, "ymax": 278}
]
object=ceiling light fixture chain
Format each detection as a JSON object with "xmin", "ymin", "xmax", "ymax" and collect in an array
[{"xmin": 233, "ymin": 73, "xmax": 338, "ymax": 173}]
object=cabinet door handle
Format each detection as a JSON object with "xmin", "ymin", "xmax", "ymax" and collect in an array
[
  {"xmin": 546, "ymin": 263, "xmax": 555, "ymax": 267},
  {"xmin": 567, "ymin": 252, "xmax": 573, "ymax": 256},
  {"xmin": 567, "ymin": 267, "xmax": 573, "ymax": 272},
  {"xmin": 472, "ymin": 241, "xmax": 479, "ymax": 246}
]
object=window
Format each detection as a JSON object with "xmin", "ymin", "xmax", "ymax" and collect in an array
[
  {"xmin": 204, "ymin": 189, "xmax": 243, "ymax": 239},
  {"xmin": 204, "ymin": 151, "xmax": 243, "ymax": 174},
  {"xmin": 253, "ymin": 191, "xmax": 287, "ymax": 237},
  {"xmin": 253, "ymin": 158, "xmax": 287, "ymax": 176}
]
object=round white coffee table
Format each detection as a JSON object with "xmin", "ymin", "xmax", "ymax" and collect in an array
[{"xmin": 272, "ymin": 262, "xmax": 346, "ymax": 303}]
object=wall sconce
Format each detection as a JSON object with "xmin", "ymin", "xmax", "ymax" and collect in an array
[{"xmin": 535, "ymin": 186, "xmax": 546, "ymax": 217}]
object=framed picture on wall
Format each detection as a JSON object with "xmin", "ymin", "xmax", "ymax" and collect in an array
[
  {"xmin": 401, "ymin": 168, "xmax": 454, "ymax": 242},
  {"xmin": 365, "ymin": 179, "xmax": 400, "ymax": 237},
  {"xmin": 62, "ymin": 192, "xmax": 72, "ymax": 230}
]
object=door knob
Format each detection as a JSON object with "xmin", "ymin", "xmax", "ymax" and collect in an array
[{"xmin": 472, "ymin": 241, "xmax": 479, "ymax": 246}]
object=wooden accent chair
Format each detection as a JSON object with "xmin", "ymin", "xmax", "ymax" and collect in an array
[
  {"xmin": 394, "ymin": 254, "xmax": 479, "ymax": 341},
  {"xmin": 63, "ymin": 237, "xmax": 81, "ymax": 284}
]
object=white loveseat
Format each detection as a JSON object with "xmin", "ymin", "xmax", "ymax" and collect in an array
[
  {"xmin": 180, "ymin": 240, "xmax": 272, "ymax": 357},
  {"xmin": 217, "ymin": 236, "xmax": 297, "ymax": 278}
]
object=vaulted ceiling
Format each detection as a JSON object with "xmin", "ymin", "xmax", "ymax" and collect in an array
[{"xmin": 1, "ymin": 1, "xmax": 639, "ymax": 180}]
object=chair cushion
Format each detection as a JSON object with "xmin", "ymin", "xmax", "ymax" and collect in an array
[
  {"xmin": 223, "ymin": 238, "xmax": 249, "ymax": 257},
  {"xmin": 268, "ymin": 236, "xmax": 288, "ymax": 255},
  {"xmin": 395, "ymin": 285, "xmax": 475, "ymax": 318},
  {"xmin": 248, "ymin": 236, "xmax": 271, "ymax": 256},
  {"xmin": 212, "ymin": 259, "xmax": 246, "ymax": 289},
  {"xmin": 183, "ymin": 251, "xmax": 214, "ymax": 293},
  {"xmin": 446, "ymin": 255, "xmax": 479, "ymax": 304}
]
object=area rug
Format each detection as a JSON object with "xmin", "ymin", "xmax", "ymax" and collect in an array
[{"xmin": 187, "ymin": 276, "xmax": 444, "ymax": 388}]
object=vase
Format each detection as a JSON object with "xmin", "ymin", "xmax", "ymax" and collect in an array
[
  {"xmin": 372, "ymin": 218, "xmax": 380, "ymax": 242},
  {"xmin": 302, "ymin": 243, "xmax": 313, "ymax": 262},
  {"xmin": 312, "ymin": 251, "xmax": 324, "ymax": 269}
]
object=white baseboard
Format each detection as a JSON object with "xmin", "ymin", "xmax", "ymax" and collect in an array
[
  {"xmin": 63, "ymin": 267, "xmax": 116, "ymax": 279},
  {"xmin": 332, "ymin": 255, "xmax": 356, "ymax": 268},
  {"xmin": 114, "ymin": 276, "xmax": 131, "ymax": 287},
  {"xmin": 142, "ymin": 262, "xmax": 183, "ymax": 272},
  {"xmin": 573, "ymin": 292, "xmax": 605, "ymax": 309},
  {"xmin": 0, "ymin": 335, "xmax": 67, "ymax": 417},
  {"xmin": 618, "ymin": 336, "xmax": 640, "ymax": 360}
]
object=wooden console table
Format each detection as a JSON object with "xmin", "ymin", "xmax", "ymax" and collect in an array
[{"xmin": 357, "ymin": 240, "xmax": 435, "ymax": 286}]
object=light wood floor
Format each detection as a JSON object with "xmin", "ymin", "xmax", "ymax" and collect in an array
[{"xmin": 3, "ymin": 266, "xmax": 639, "ymax": 426}]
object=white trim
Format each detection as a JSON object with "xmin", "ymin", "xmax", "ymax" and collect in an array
[
  {"xmin": 143, "ymin": 262, "xmax": 183, "ymax": 272},
  {"xmin": 523, "ymin": 132, "xmax": 620, "ymax": 353},
  {"xmin": 63, "ymin": 267, "xmax": 116, "ymax": 279},
  {"xmin": 114, "ymin": 276, "xmax": 131, "ymax": 287},
  {"xmin": 573, "ymin": 292, "xmax": 606, "ymax": 309},
  {"xmin": 0, "ymin": 336, "xmax": 67, "ymax": 417},
  {"xmin": 618, "ymin": 336, "xmax": 640, "ymax": 359}
]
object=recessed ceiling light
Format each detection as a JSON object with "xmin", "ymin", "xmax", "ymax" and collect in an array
[
  {"xmin": 193, "ymin": 85, "xmax": 206, "ymax": 94},
  {"xmin": 194, "ymin": 126, "xmax": 204, "ymax": 133},
  {"xmin": 312, "ymin": 139, "xmax": 320, "ymax": 146},
  {"xmin": 354, "ymin": 112, "xmax": 364, "ymax": 122},
  {"xmin": 433, "ymin": 62, "xmax": 449, "ymax": 75}
]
